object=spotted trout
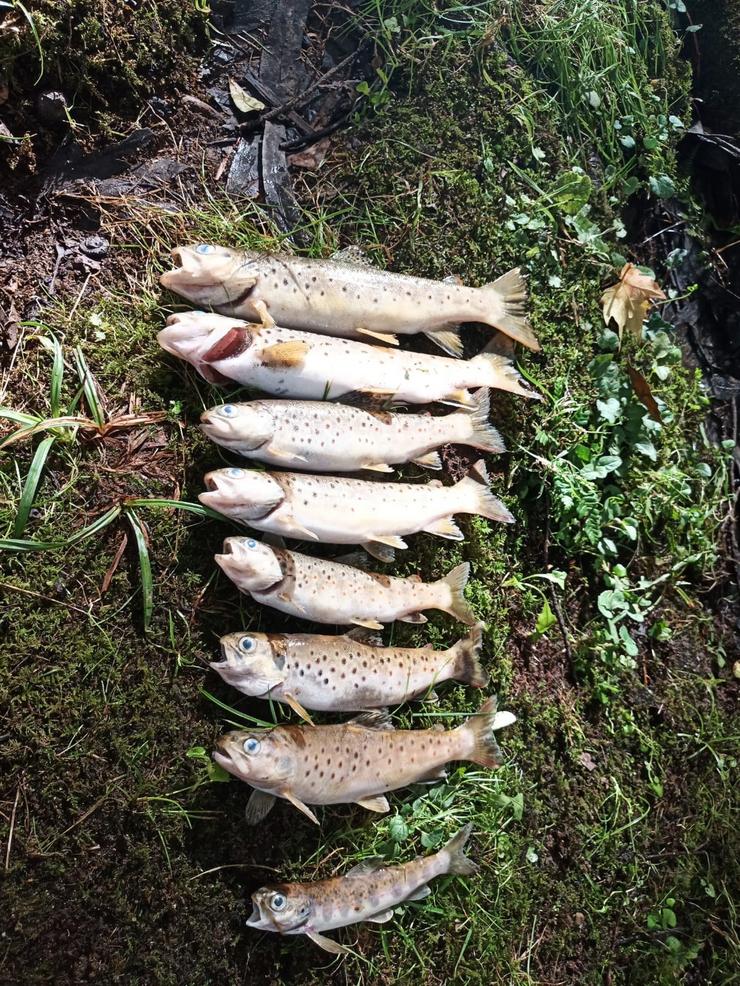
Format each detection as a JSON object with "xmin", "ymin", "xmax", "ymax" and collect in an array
[
  {"xmin": 212, "ymin": 625, "xmax": 488, "ymax": 722},
  {"xmin": 213, "ymin": 696, "xmax": 515, "ymax": 825},
  {"xmin": 199, "ymin": 387, "xmax": 503, "ymax": 472},
  {"xmin": 245, "ymin": 823, "xmax": 477, "ymax": 955},
  {"xmin": 214, "ymin": 536, "xmax": 477, "ymax": 628},
  {"xmin": 156, "ymin": 312, "xmax": 539, "ymax": 406},
  {"xmin": 200, "ymin": 460, "xmax": 512, "ymax": 560},
  {"xmin": 160, "ymin": 243, "xmax": 539, "ymax": 356}
]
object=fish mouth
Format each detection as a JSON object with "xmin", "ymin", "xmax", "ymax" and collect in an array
[{"xmin": 245, "ymin": 901, "xmax": 264, "ymax": 927}]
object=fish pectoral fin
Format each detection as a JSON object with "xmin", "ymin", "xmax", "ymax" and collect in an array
[
  {"xmin": 426, "ymin": 328, "xmax": 463, "ymax": 357},
  {"xmin": 282, "ymin": 692, "xmax": 314, "ymax": 725},
  {"xmin": 252, "ymin": 299, "xmax": 276, "ymax": 328},
  {"xmin": 355, "ymin": 795, "xmax": 390, "ymax": 814},
  {"xmin": 347, "ymin": 710, "xmax": 394, "ymax": 730},
  {"xmin": 264, "ymin": 444, "xmax": 308, "ymax": 463},
  {"xmin": 366, "ymin": 909, "xmax": 395, "ymax": 924},
  {"xmin": 244, "ymin": 789, "xmax": 277, "ymax": 825},
  {"xmin": 275, "ymin": 515, "xmax": 321, "ymax": 541},
  {"xmin": 412, "ymin": 451, "xmax": 442, "ymax": 470},
  {"xmin": 346, "ymin": 856, "xmax": 387, "ymax": 878},
  {"xmin": 356, "ymin": 327, "xmax": 400, "ymax": 346},
  {"xmin": 282, "ymin": 790, "xmax": 320, "ymax": 825},
  {"xmin": 361, "ymin": 462, "xmax": 394, "ymax": 473},
  {"xmin": 344, "ymin": 627, "xmax": 383, "ymax": 646},
  {"xmin": 399, "ymin": 612, "xmax": 427, "ymax": 624},
  {"xmin": 350, "ymin": 618, "xmax": 385, "ymax": 630},
  {"xmin": 405, "ymin": 884, "xmax": 432, "ymax": 901},
  {"xmin": 306, "ymin": 930, "xmax": 351, "ymax": 955},
  {"xmin": 423, "ymin": 517, "xmax": 464, "ymax": 540},
  {"xmin": 259, "ymin": 340, "xmax": 310, "ymax": 368},
  {"xmin": 367, "ymin": 534, "xmax": 407, "ymax": 550}
]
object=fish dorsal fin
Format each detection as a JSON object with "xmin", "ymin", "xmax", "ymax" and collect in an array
[
  {"xmin": 346, "ymin": 856, "xmax": 386, "ymax": 878},
  {"xmin": 443, "ymin": 274, "xmax": 465, "ymax": 286},
  {"xmin": 259, "ymin": 340, "xmax": 309, "ymax": 368},
  {"xmin": 347, "ymin": 710, "xmax": 394, "ymax": 730},
  {"xmin": 345, "ymin": 627, "xmax": 384, "ymax": 646},
  {"xmin": 306, "ymin": 930, "xmax": 351, "ymax": 955},
  {"xmin": 330, "ymin": 245, "xmax": 375, "ymax": 267}
]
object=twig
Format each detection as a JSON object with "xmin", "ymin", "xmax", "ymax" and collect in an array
[
  {"xmin": 4, "ymin": 786, "xmax": 20, "ymax": 869},
  {"xmin": 262, "ymin": 49, "xmax": 361, "ymax": 122},
  {"xmin": 550, "ymin": 588, "xmax": 575, "ymax": 683}
]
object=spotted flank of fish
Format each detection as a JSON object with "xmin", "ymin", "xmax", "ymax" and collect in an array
[
  {"xmin": 200, "ymin": 459, "xmax": 512, "ymax": 560},
  {"xmin": 156, "ymin": 312, "xmax": 540, "ymax": 406},
  {"xmin": 212, "ymin": 625, "xmax": 488, "ymax": 721},
  {"xmin": 245, "ymin": 823, "xmax": 478, "ymax": 954},
  {"xmin": 160, "ymin": 243, "xmax": 539, "ymax": 356},
  {"xmin": 199, "ymin": 388, "xmax": 503, "ymax": 473},
  {"xmin": 214, "ymin": 536, "xmax": 477, "ymax": 628},
  {"xmin": 213, "ymin": 696, "xmax": 516, "ymax": 825}
]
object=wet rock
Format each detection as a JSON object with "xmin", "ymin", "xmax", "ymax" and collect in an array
[
  {"xmin": 226, "ymin": 136, "xmax": 260, "ymax": 197},
  {"xmin": 37, "ymin": 91, "xmax": 68, "ymax": 126}
]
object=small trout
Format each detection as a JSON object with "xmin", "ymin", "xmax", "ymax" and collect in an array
[
  {"xmin": 160, "ymin": 243, "xmax": 539, "ymax": 356},
  {"xmin": 213, "ymin": 696, "xmax": 515, "ymax": 825},
  {"xmin": 201, "ymin": 460, "xmax": 512, "ymax": 560},
  {"xmin": 199, "ymin": 387, "xmax": 503, "ymax": 473},
  {"xmin": 246, "ymin": 823, "xmax": 477, "ymax": 955},
  {"xmin": 156, "ymin": 312, "xmax": 539, "ymax": 406},
  {"xmin": 212, "ymin": 625, "xmax": 488, "ymax": 722},
  {"xmin": 214, "ymin": 536, "xmax": 477, "ymax": 628}
]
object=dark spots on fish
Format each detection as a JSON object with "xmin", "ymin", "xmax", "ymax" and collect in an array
[{"xmin": 312, "ymin": 276, "xmax": 317, "ymax": 282}]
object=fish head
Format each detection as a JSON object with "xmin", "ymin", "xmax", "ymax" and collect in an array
[
  {"xmin": 246, "ymin": 884, "xmax": 312, "ymax": 933},
  {"xmin": 200, "ymin": 467, "xmax": 285, "ymax": 520},
  {"xmin": 215, "ymin": 536, "xmax": 284, "ymax": 591},
  {"xmin": 211, "ymin": 632, "xmax": 285, "ymax": 695},
  {"xmin": 213, "ymin": 728, "xmax": 297, "ymax": 790},
  {"xmin": 200, "ymin": 402, "xmax": 274, "ymax": 451},
  {"xmin": 160, "ymin": 244, "xmax": 259, "ymax": 307},
  {"xmin": 157, "ymin": 311, "xmax": 258, "ymax": 377}
]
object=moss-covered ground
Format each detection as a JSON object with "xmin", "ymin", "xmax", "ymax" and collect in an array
[{"xmin": 1, "ymin": 2, "xmax": 738, "ymax": 984}]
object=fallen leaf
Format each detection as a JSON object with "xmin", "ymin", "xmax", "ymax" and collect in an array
[
  {"xmin": 627, "ymin": 364, "xmax": 663, "ymax": 422},
  {"xmin": 288, "ymin": 137, "xmax": 331, "ymax": 171},
  {"xmin": 228, "ymin": 79, "xmax": 265, "ymax": 115},
  {"xmin": 600, "ymin": 263, "xmax": 666, "ymax": 341}
]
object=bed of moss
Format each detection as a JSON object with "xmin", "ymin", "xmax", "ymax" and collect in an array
[{"xmin": 1, "ymin": 3, "xmax": 738, "ymax": 985}]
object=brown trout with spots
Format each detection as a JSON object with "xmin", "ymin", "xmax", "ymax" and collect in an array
[
  {"xmin": 160, "ymin": 243, "xmax": 539, "ymax": 356},
  {"xmin": 199, "ymin": 387, "xmax": 503, "ymax": 473},
  {"xmin": 245, "ymin": 823, "xmax": 477, "ymax": 955},
  {"xmin": 200, "ymin": 460, "xmax": 512, "ymax": 560},
  {"xmin": 214, "ymin": 536, "xmax": 477, "ymax": 628},
  {"xmin": 212, "ymin": 625, "xmax": 488, "ymax": 722},
  {"xmin": 213, "ymin": 696, "xmax": 515, "ymax": 825},
  {"xmin": 156, "ymin": 312, "xmax": 539, "ymax": 406}
]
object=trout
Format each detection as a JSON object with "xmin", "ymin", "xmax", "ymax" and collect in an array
[
  {"xmin": 200, "ymin": 459, "xmax": 512, "ymax": 560},
  {"xmin": 160, "ymin": 243, "xmax": 539, "ymax": 356},
  {"xmin": 156, "ymin": 311, "xmax": 539, "ymax": 406},
  {"xmin": 214, "ymin": 536, "xmax": 477, "ymax": 628},
  {"xmin": 199, "ymin": 387, "xmax": 504, "ymax": 473},
  {"xmin": 212, "ymin": 625, "xmax": 488, "ymax": 722},
  {"xmin": 213, "ymin": 696, "xmax": 516, "ymax": 825},
  {"xmin": 246, "ymin": 823, "xmax": 478, "ymax": 954}
]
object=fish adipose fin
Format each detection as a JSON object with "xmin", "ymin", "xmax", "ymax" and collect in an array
[
  {"xmin": 259, "ymin": 340, "xmax": 309, "ymax": 368},
  {"xmin": 282, "ymin": 790, "xmax": 320, "ymax": 825},
  {"xmin": 451, "ymin": 623, "xmax": 489, "ymax": 688},
  {"xmin": 244, "ymin": 789, "xmax": 277, "ymax": 825},
  {"xmin": 424, "ymin": 517, "xmax": 464, "ymax": 540},
  {"xmin": 366, "ymin": 909, "xmax": 395, "ymax": 923},
  {"xmin": 462, "ymin": 695, "xmax": 517, "ymax": 768},
  {"xmin": 468, "ymin": 389, "xmax": 506, "ymax": 453},
  {"xmin": 356, "ymin": 328, "xmax": 400, "ymax": 346},
  {"xmin": 443, "ymin": 822, "xmax": 478, "ymax": 876},
  {"xmin": 362, "ymin": 542, "xmax": 397, "ymax": 564},
  {"xmin": 306, "ymin": 930, "xmax": 351, "ymax": 955},
  {"xmin": 472, "ymin": 352, "xmax": 541, "ymax": 401},
  {"xmin": 412, "ymin": 450, "xmax": 442, "ymax": 470},
  {"xmin": 425, "ymin": 327, "xmax": 463, "ymax": 357},
  {"xmin": 438, "ymin": 561, "xmax": 477, "ymax": 625},
  {"xmin": 356, "ymin": 795, "xmax": 390, "ymax": 814},
  {"xmin": 456, "ymin": 460, "xmax": 515, "ymax": 524},
  {"xmin": 482, "ymin": 267, "xmax": 540, "ymax": 351}
]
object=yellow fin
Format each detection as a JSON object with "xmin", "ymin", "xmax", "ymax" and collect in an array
[
  {"xmin": 412, "ymin": 450, "xmax": 442, "ymax": 470},
  {"xmin": 282, "ymin": 790, "xmax": 320, "ymax": 825},
  {"xmin": 259, "ymin": 340, "xmax": 309, "ymax": 368},
  {"xmin": 283, "ymin": 692, "xmax": 314, "ymax": 725},
  {"xmin": 306, "ymin": 930, "xmax": 351, "ymax": 955},
  {"xmin": 356, "ymin": 328, "xmax": 400, "ymax": 346},
  {"xmin": 362, "ymin": 462, "xmax": 394, "ymax": 473},
  {"xmin": 355, "ymin": 795, "xmax": 390, "ymax": 813},
  {"xmin": 441, "ymin": 389, "xmax": 474, "ymax": 408},
  {"xmin": 423, "ymin": 517, "xmax": 464, "ymax": 540},
  {"xmin": 399, "ymin": 612, "xmax": 427, "ymax": 624},
  {"xmin": 367, "ymin": 534, "xmax": 407, "ymax": 549},
  {"xmin": 351, "ymin": 618, "xmax": 385, "ymax": 630},
  {"xmin": 426, "ymin": 328, "xmax": 463, "ymax": 357}
]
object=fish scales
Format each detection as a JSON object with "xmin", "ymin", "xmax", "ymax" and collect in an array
[{"xmin": 199, "ymin": 389, "xmax": 504, "ymax": 472}]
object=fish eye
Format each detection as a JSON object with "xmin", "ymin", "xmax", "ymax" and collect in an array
[
  {"xmin": 239, "ymin": 636, "xmax": 255, "ymax": 652},
  {"xmin": 245, "ymin": 538, "xmax": 257, "ymax": 549},
  {"xmin": 243, "ymin": 737, "xmax": 261, "ymax": 755},
  {"xmin": 218, "ymin": 404, "xmax": 236, "ymax": 417},
  {"xmin": 227, "ymin": 467, "xmax": 243, "ymax": 478},
  {"xmin": 195, "ymin": 244, "xmax": 216, "ymax": 254},
  {"xmin": 270, "ymin": 893, "xmax": 287, "ymax": 912}
]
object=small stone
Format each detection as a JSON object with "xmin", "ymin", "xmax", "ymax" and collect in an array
[
  {"xmin": 81, "ymin": 235, "xmax": 109, "ymax": 259},
  {"xmin": 574, "ymin": 912, "xmax": 586, "ymax": 927},
  {"xmin": 37, "ymin": 91, "xmax": 68, "ymax": 125}
]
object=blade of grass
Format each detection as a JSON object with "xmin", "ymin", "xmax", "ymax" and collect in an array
[
  {"xmin": 73, "ymin": 347, "xmax": 105, "ymax": 426},
  {"xmin": 1, "ymin": 505, "xmax": 122, "ymax": 552},
  {"xmin": 13, "ymin": 435, "xmax": 55, "ymax": 537},
  {"xmin": 66, "ymin": 505, "xmax": 122, "ymax": 546},
  {"xmin": 126, "ymin": 508, "xmax": 153, "ymax": 630},
  {"xmin": 0, "ymin": 416, "xmax": 89, "ymax": 450},
  {"xmin": 0, "ymin": 407, "xmax": 39, "ymax": 427},
  {"xmin": 47, "ymin": 334, "xmax": 64, "ymax": 418},
  {"xmin": 199, "ymin": 689, "xmax": 275, "ymax": 728},
  {"xmin": 125, "ymin": 496, "xmax": 233, "ymax": 524},
  {"xmin": 0, "ymin": 537, "xmax": 60, "ymax": 552}
]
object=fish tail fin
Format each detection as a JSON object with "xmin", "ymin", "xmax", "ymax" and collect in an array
[
  {"xmin": 450, "ymin": 623, "xmax": 489, "ymax": 688},
  {"xmin": 455, "ymin": 459, "xmax": 514, "ymax": 524},
  {"xmin": 468, "ymin": 388, "xmax": 506, "ymax": 453},
  {"xmin": 462, "ymin": 695, "xmax": 516, "ymax": 767},
  {"xmin": 471, "ymin": 352, "xmax": 542, "ymax": 401},
  {"xmin": 443, "ymin": 822, "xmax": 478, "ymax": 876},
  {"xmin": 481, "ymin": 268, "xmax": 540, "ymax": 351},
  {"xmin": 438, "ymin": 561, "xmax": 476, "ymax": 625}
]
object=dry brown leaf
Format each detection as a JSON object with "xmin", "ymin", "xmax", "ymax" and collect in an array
[
  {"xmin": 626, "ymin": 364, "xmax": 662, "ymax": 423},
  {"xmin": 288, "ymin": 137, "xmax": 331, "ymax": 171},
  {"xmin": 228, "ymin": 79, "xmax": 265, "ymax": 115},
  {"xmin": 600, "ymin": 263, "xmax": 666, "ymax": 341}
]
